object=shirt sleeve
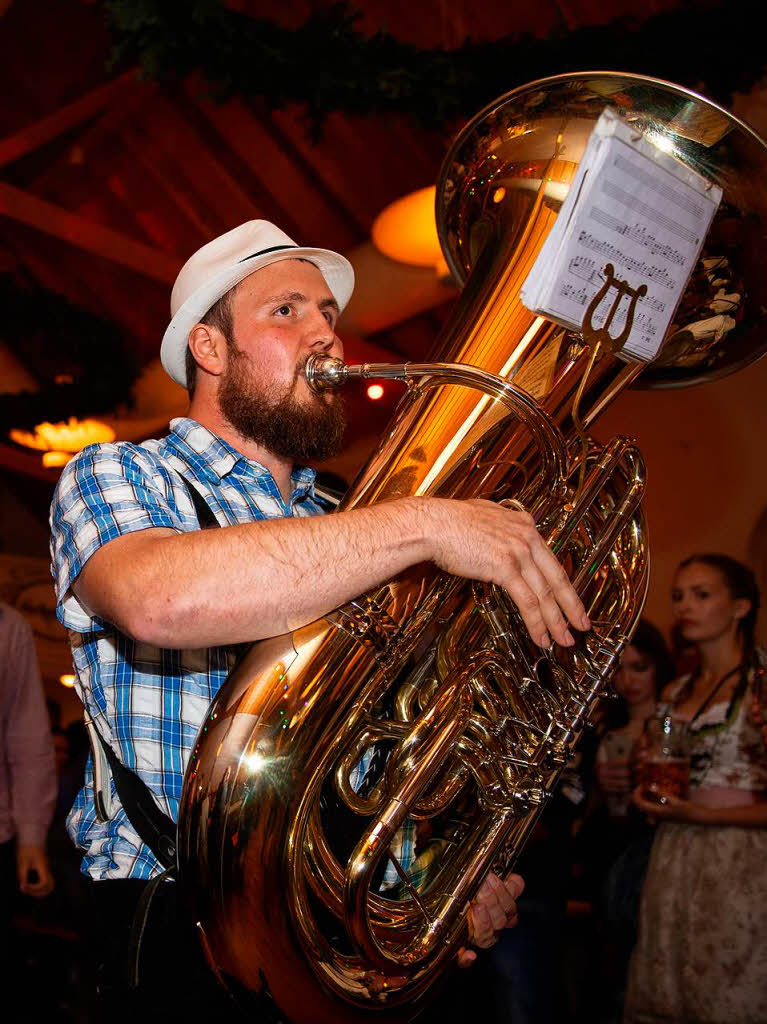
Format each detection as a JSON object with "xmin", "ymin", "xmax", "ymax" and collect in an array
[
  {"xmin": 3, "ymin": 611, "xmax": 56, "ymax": 846},
  {"xmin": 49, "ymin": 442, "xmax": 190, "ymax": 633}
]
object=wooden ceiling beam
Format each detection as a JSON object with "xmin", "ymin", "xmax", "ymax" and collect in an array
[
  {"xmin": 198, "ymin": 94, "xmax": 358, "ymax": 249},
  {"xmin": 0, "ymin": 181, "xmax": 179, "ymax": 283},
  {"xmin": 121, "ymin": 123, "xmax": 218, "ymax": 242},
  {"xmin": 141, "ymin": 91, "xmax": 258, "ymax": 229},
  {"xmin": 0, "ymin": 71, "xmax": 139, "ymax": 170}
]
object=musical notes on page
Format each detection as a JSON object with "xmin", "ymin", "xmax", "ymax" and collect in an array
[{"xmin": 520, "ymin": 107, "xmax": 722, "ymax": 361}]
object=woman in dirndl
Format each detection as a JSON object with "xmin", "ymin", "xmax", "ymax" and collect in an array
[{"xmin": 623, "ymin": 553, "xmax": 767, "ymax": 1024}]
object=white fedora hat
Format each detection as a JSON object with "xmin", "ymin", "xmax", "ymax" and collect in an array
[{"xmin": 161, "ymin": 220, "xmax": 354, "ymax": 387}]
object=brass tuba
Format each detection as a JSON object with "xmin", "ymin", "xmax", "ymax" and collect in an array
[{"xmin": 177, "ymin": 73, "xmax": 767, "ymax": 1023}]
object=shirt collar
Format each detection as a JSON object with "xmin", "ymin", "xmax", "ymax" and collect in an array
[{"xmin": 167, "ymin": 418, "xmax": 317, "ymax": 498}]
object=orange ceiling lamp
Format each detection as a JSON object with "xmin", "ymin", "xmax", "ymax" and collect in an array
[
  {"xmin": 371, "ymin": 186, "xmax": 449, "ymax": 278},
  {"xmin": 10, "ymin": 417, "xmax": 116, "ymax": 467}
]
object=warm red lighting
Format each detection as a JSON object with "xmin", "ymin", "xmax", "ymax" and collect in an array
[{"xmin": 367, "ymin": 384, "xmax": 384, "ymax": 401}]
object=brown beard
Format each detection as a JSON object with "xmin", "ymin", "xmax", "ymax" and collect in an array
[{"xmin": 217, "ymin": 345, "xmax": 347, "ymax": 463}]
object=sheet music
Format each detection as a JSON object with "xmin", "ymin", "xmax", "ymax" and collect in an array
[{"xmin": 521, "ymin": 108, "xmax": 722, "ymax": 361}]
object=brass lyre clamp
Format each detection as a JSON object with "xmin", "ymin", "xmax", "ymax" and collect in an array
[{"xmin": 581, "ymin": 263, "xmax": 648, "ymax": 354}]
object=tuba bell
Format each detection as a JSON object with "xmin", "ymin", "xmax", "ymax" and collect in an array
[{"xmin": 177, "ymin": 72, "xmax": 767, "ymax": 1023}]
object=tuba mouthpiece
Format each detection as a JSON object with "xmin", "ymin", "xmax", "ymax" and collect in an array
[{"xmin": 303, "ymin": 353, "xmax": 348, "ymax": 392}]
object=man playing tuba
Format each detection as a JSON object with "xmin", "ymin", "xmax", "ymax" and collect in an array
[{"xmin": 50, "ymin": 220, "xmax": 589, "ymax": 1018}]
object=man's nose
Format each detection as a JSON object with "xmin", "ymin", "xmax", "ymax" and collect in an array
[{"xmin": 306, "ymin": 310, "xmax": 336, "ymax": 349}]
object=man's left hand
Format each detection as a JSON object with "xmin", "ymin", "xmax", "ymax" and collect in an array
[
  {"xmin": 17, "ymin": 844, "xmax": 54, "ymax": 898},
  {"xmin": 457, "ymin": 871, "xmax": 524, "ymax": 967}
]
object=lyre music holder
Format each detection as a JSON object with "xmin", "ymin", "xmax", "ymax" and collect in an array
[{"xmin": 581, "ymin": 263, "xmax": 648, "ymax": 354}]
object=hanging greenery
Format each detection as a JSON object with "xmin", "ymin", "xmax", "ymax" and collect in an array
[
  {"xmin": 0, "ymin": 275, "xmax": 139, "ymax": 435},
  {"xmin": 102, "ymin": 0, "xmax": 766, "ymax": 129}
]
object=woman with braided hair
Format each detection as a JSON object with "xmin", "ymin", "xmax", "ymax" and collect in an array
[{"xmin": 624, "ymin": 554, "xmax": 767, "ymax": 1024}]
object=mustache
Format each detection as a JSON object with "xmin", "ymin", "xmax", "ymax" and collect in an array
[
  {"xmin": 293, "ymin": 354, "xmax": 311, "ymax": 385},
  {"xmin": 294, "ymin": 353, "xmax": 341, "ymax": 401}
]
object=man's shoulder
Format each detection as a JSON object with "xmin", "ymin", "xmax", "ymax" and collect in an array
[{"xmin": 57, "ymin": 434, "xmax": 175, "ymax": 489}]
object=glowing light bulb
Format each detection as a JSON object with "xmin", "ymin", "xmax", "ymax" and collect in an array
[{"xmin": 367, "ymin": 384, "xmax": 384, "ymax": 401}]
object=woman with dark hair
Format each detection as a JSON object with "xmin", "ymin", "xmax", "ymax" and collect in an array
[
  {"xmin": 596, "ymin": 620, "xmax": 676, "ymax": 820},
  {"xmin": 574, "ymin": 620, "xmax": 674, "ymax": 1023},
  {"xmin": 624, "ymin": 554, "xmax": 767, "ymax": 1024}
]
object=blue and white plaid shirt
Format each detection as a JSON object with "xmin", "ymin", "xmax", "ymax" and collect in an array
[
  {"xmin": 50, "ymin": 417, "xmax": 332, "ymax": 880},
  {"xmin": 50, "ymin": 417, "xmax": 414, "ymax": 885}
]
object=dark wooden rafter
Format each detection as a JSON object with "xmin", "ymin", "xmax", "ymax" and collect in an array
[
  {"xmin": 0, "ymin": 72, "xmax": 139, "ymax": 170},
  {"xmin": 250, "ymin": 100, "xmax": 372, "ymax": 240},
  {"xmin": 0, "ymin": 71, "xmax": 183, "ymax": 287},
  {"xmin": 271, "ymin": 105, "xmax": 442, "ymax": 231},
  {"xmin": 120, "ymin": 122, "xmax": 219, "ymax": 243},
  {"xmin": 0, "ymin": 216, "xmax": 169, "ymax": 363},
  {"xmin": 180, "ymin": 91, "xmax": 313, "ymax": 241},
  {"xmin": 0, "ymin": 180, "xmax": 179, "ymax": 283},
  {"xmin": 0, "ymin": 220, "xmax": 97, "ymax": 312},
  {"xmin": 193, "ymin": 91, "xmax": 361, "ymax": 248},
  {"xmin": 173, "ymin": 83, "xmax": 305, "ymax": 240},
  {"xmin": 139, "ymin": 91, "xmax": 261, "ymax": 230}
]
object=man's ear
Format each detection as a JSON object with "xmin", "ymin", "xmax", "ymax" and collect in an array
[{"xmin": 188, "ymin": 323, "xmax": 226, "ymax": 378}]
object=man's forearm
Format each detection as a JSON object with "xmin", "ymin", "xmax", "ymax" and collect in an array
[
  {"xmin": 81, "ymin": 497, "xmax": 432, "ymax": 649},
  {"xmin": 77, "ymin": 495, "xmax": 588, "ymax": 651}
]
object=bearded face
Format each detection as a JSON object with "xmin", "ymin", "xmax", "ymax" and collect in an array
[{"xmin": 217, "ymin": 341, "xmax": 347, "ymax": 463}]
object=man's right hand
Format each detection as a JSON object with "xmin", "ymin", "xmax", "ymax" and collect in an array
[{"xmin": 422, "ymin": 498, "xmax": 590, "ymax": 649}]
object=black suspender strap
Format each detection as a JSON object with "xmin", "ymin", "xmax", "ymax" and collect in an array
[
  {"xmin": 96, "ymin": 733, "xmax": 177, "ymax": 870},
  {"xmin": 178, "ymin": 475, "xmax": 220, "ymax": 529},
  {"xmin": 87, "ymin": 474, "xmax": 221, "ymax": 871}
]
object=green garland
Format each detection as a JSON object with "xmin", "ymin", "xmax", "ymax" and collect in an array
[
  {"xmin": 102, "ymin": 0, "xmax": 766, "ymax": 128},
  {"xmin": 0, "ymin": 275, "xmax": 139, "ymax": 435}
]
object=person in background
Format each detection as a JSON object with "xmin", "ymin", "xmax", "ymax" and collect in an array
[
  {"xmin": 594, "ymin": 620, "xmax": 675, "ymax": 833},
  {"xmin": 625, "ymin": 554, "xmax": 767, "ymax": 1024},
  {"xmin": 574, "ymin": 619, "xmax": 675, "ymax": 1023},
  {"xmin": 0, "ymin": 601, "xmax": 56, "ymax": 964}
]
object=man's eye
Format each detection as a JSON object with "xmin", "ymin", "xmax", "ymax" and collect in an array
[{"xmin": 275, "ymin": 304, "xmax": 292, "ymax": 316}]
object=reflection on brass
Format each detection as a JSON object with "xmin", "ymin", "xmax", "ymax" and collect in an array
[{"xmin": 176, "ymin": 73, "xmax": 767, "ymax": 1024}]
